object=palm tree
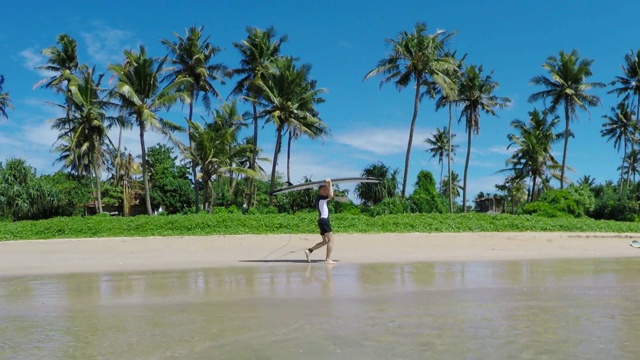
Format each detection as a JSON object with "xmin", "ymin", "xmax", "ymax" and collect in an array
[
  {"xmin": 162, "ymin": 25, "xmax": 227, "ymax": 213},
  {"xmin": 457, "ymin": 65, "xmax": 510, "ymax": 211},
  {"xmin": 51, "ymin": 67, "xmax": 117, "ymax": 213},
  {"xmin": 231, "ymin": 26, "xmax": 287, "ymax": 208},
  {"xmin": 505, "ymin": 109, "xmax": 560, "ymax": 202},
  {"xmin": 434, "ymin": 51, "xmax": 465, "ymax": 213},
  {"xmin": 529, "ymin": 49, "xmax": 605, "ymax": 189},
  {"xmin": 425, "ymin": 127, "xmax": 458, "ymax": 189},
  {"xmin": 109, "ymin": 46, "xmax": 190, "ymax": 215},
  {"xmin": 185, "ymin": 115, "xmax": 258, "ymax": 211},
  {"xmin": 600, "ymin": 101, "xmax": 638, "ymax": 189},
  {"xmin": 0, "ymin": 75, "xmax": 14, "ymax": 120},
  {"xmin": 34, "ymin": 34, "xmax": 81, "ymax": 120},
  {"xmin": 577, "ymin": 175, "xmax": 596, "ymax": 189},
  {"xmin": 609, "ymin": 49, "xmax": 640, "ymax": 121},
  {"xmin": 354, "ymin": 162, "xmax": 399, "ymax": 206},
  {"xmin": 364, "ymin": 22, "xmax": 458, "ymax": 198},
  {"xmin": 441, "ymin": 171, "xmax": 462, "ymax": 203},
  {"xmin": 621, "ymin": 148, "xmax": 640, "ymax": 185},
  {"xmin": 258, "ymin": 57, "xmax": 327, "ymax": 204}
]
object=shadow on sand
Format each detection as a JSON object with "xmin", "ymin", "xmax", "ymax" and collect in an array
[{"xmin": 239, "ymin": 260, "xmax": 339, "ymax": 264}]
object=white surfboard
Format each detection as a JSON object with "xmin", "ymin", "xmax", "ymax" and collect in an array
[
  {"xmin": 630, "ymin": 240, "xmax": 640, "ymax": 248},
  {"xmin": 271, "ymin": 177, "xmax": 380, "ymax": 195}
]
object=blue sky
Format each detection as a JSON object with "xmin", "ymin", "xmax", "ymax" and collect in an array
[{"xmin": 1, "ymin": 0, "xmax": 639, "ymax": 205}]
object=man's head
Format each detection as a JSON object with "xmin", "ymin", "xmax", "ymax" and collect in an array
[{"xmin": 318, "ymin": 184, "xmax": 328, "ymax": 196}]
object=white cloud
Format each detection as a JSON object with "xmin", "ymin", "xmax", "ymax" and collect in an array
[
  {"xmin": 487, "ymin": 145, "xmax": 513, "ymax": 156},
  {"xmin": 80, "ymin": 23, "xmax": 135, "ymax": 65},
  {"xmin": 334, "ymin": 125, "xmax": 435, "ymax": 155},
  {"xmin": 19, "ymin": 48, "xmax": 54, "ymax": 77}
]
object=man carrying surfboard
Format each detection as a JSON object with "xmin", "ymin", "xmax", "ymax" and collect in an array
[{"xmin": 305, "ymin": 179, "xmax": 336, "ymax": 264}]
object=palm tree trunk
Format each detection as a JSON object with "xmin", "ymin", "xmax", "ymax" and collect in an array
[
  {"xmin": 560, "ymin": 100, "xmax": 570, "ymax": 189},
  {"xmin": 287, "ymin": 128, "xmax": 293, "ymax": 184},
  {"xmin": 626, "ymin": 142, "xmax": 634, "ymax": 189},
  {"xmin": 462, "ymin": 123, "xmax": 472, "ymax": 212},
  {"xmin": 447, "ymin": 103, "xmax": 453, "ymax": 213},
  {"xmin": 94, "ymin": 159, "xmax": 103, "ymax": 213},
  {"xmin": 115, "ymin": 118, "xmax": 124, "ymax": 187},
  {"xmin": 268, "ymin": 125, "xmax": 284, "ymax": 205},
  {"xmin": 401, "ymin": 76, "xmax": 422, "ymax": 198},
  {"xmin": 531, "ymin": 175, "xmax": 537, "ymax": 202},
  {"xmin": 621, "ymin": 141, "xmax": 627, "ymax": 191},
  {"xmin": 139, "ymin": 123, "xmax": 152, "ymax": 215},
  {"xmin": 188, "ymin": 90, "xmax": 200, "ymax": 213},
  {"xmin": 247, "ymin": 101, "xmax": 259, "ymax": 209},
  {"xmin": 439, "ymin": 160, "xmax": 443, "ymax": 192}
]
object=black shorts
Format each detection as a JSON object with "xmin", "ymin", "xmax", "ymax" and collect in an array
[{"xmin": 317, "ymin": 217, "xmax": 332, "ymax": 235}]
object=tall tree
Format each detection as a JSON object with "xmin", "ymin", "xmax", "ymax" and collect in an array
[
  {"xmin": 109, "ymin": 46, "xmax": 189, "ymax": 215},
  {"xmin": 441, "ymin": 171, "xmax": 462, "ymax": 203},
  {"xmin": 0, "ymin": 75, "xmax": 14, "ymax": 120},
  {"xmin": 162, "ymin": 25, "xmax": 227, "ymax": 213},
  {"xmin": 364, "ymin": 22, "xmax": 458, "ymax": 198},
  {"xmin": 434, "ymin": 51, "xmax": 465, "ymax": 212},
  {"xmin": 600, "ymin": 101, "xmax": 638, "ymax": 189},
  {"xmin": 425, "ymin": 127, "xmax": 458, "ymax": 189},
  {"xmin": 258, "ymin": 57, "xmax": 327, "ymax": 204},
  {"xmin": 529, "ymin": 49, "xmax": 604, "ymax": 189},
  {"xmin": 231, "ymin": 26, "xmax": 287, "ymax": 208},
  {"xmin": 457, "ymin": 65, "xmax": 510, "ymax": 211},
  {"xmin": 505, "ymin": 109, "xmax": 561, "ymax": 202},
  {"xmin": 34, "ymin": 34, "xmax": 81, "ymax": 120},
  {"xmin": 609, "ymin": 49, "xmax": 640, "ymax": 124},
  {"xmin": 51, "ymin": 67, "xmax": 117, "ymax": 213}
]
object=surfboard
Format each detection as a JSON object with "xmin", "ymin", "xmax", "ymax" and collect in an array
[
  {"xmin": 630, "ymin": 240, "xmax": 640, "ymax": 248},
  {"xmin": 271, "ymin": 177, "xmax": 381, "ymax": 195}
]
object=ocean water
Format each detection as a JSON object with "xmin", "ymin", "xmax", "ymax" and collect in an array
[{"xmin": 1, "ymin": 258, "xmax": 639, "ymax": 359}]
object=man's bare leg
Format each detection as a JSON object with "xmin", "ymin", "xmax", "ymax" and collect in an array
[
  {"xmin": 305, "ymin": 235, "xmax": 328, "ymax": 262},
  {"xmin": 324, "ymin": 232, "xmax": 335, "ymax": 264}
]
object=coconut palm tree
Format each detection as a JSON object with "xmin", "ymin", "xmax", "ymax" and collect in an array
[
  {"xmin": 609, "ymin": 50, "xmax": 640, "ymax": 120},
  {"xmin": 364, "ymin": 22, "xmax": 458, "ymax": 198},
  {"xmin": 425, "ymin": 127, "xmax": 458, "ymax": 189},
  {"xmin": 51, "ymin": 67, "xmax": 117, "ymax": 213},
  {"xmin": 0, "ymin": 75, "xmax": 13, "ymax": 120},
  {"xmin": 441, "ymin": 171, "xmax": 462, "ymax": 203},
  {"xmin": 505, "ymin": 109, "xmax": 561, "ymax": 202},
  {"xmin": 257, "ymin": 57, "xmax": 327, "ymax": 204},
  {"xmin": 529, "ymin": 49, "xmax": 605, "ymax": 189},
  {"xmin": 577, "ymin": 175, "xmax": 596, "ymax": 189},
  {"xmin": 109, "ymin": 46, "xmax": 190, "ymax": 215},
  {"xmin": 34, "ymin": 34, "xmax": 81, "ymax": 119},
  {"xmin": 457, "ymin": 65, "xmax": 510, "ymax": 211},
  {"xmin": 434, "ymin": 51, "xmax": 465, "ymax": 212},
  {"xmin": 620, "ymin": 148, "xmax": 640, "ymax": 185},
  {"xmin": 601, "ymin": 101, "xmax": 638, "ymax": 189},
  {"xmin": 231, "ymin": 26, "xmax": 287, "ymax": 208},
  {"xmin": 162, "ymin": 25, "xmax": 227, "ymax": 213}
]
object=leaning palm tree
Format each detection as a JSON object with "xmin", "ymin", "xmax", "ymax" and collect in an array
[
  {"xmin": 620, "ymin": 148, "xmax": 640, "ymax": 185},
  {"xmin": 609, "ymin": 49, "xmax": 640, "ymax": 122},
  {"xmin": 51, "ymin": 67, "xmax": 117, "ymax": 213},
  {"xmin": 504, "ymin": 109, "xmax": 561, "ymax": 202},
  {"xmin": 601, "ymin": 101, "xmax": 638, "ymax": 189},
  {"xmin": 457, "ymin": 65, "xmax": 510, "ymax": 211},
  {"xmin": 258, "ymin": 57, "xmax": 327, "ymax": 204},
  {"xmin": 109, "ymin": 46, "xmax": 190, "ymax": 215},
  {"xmin": 231, "ymin": 26, "xmax": 287, "ymax": 208},
  {"xmin": 364, "ymin": 22, "xmax": 458, "ymax": 198},
  {"xmin": 0, "ymin": 75, "xmax": 14, "ymax": 120},
  {"xmin": 162, "ymin": 25, "xmax": 227, "ymax": 213},
  {"xmin": 425, "ymin": 127, "xmax": 458, "ymax": 189},
  {"xmin": 529, "ymin": 49, "xmax": 605, "ymax": 189}
]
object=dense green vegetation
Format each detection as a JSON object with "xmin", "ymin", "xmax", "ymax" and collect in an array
[
  {"xmin": 1, "ymin": 212, "xmax": 637, "ymax": 241},
  {"xmin": 1, "ymin": 22, "xmax": 640, "ymax": 235}
]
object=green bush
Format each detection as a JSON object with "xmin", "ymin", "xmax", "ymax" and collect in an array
[
  {"xmin": 366, "ymin": 197, "xmax": 410, "ymax": 217},
  {"xmin": 522, "ymin": 188, "xmax": 588, "ymax": 218},
  {"xmin": 407, "ymin": 170, "xmax": 446, "ymax": 214}
]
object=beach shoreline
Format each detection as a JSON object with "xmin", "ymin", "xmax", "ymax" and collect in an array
[{"xmin": 0, "ymin": 232, "xmax": 638, "ymax": 277}]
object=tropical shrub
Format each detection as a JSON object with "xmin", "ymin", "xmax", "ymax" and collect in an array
[{"xmin": 407, "ymin": 170, "xmax": 446, "ymax": 213}]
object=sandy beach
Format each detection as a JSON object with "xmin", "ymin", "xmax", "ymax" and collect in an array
[{"xmin": 0, "ymin": 232, "xmax": 638, "ymax": 276}]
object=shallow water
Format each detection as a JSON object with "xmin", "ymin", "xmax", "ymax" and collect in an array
[{"xmin": 1, "ymin": 258, "xmax": 640, "ymax": 359}]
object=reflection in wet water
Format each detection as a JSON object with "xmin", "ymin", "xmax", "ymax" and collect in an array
[{"xmin": 1, "ymin": 258, "xmax": 640, "ymax": 359}]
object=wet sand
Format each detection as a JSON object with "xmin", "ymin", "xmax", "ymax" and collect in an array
[{"xmin": 0, "ymin": 232, "xmax": 638, "ymax": 276}]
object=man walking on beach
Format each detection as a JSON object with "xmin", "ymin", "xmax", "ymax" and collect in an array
[{"xmin": 305, "ymin": 179, "xmax": 336, "ymax": 264}]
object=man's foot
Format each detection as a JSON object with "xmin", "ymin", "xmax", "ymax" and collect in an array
[
  {"xmin": 305, "ymin": 250, "xmax": 311, "ymax": 263},
  {"xmin": 325, "ymin": 259, "xmax": 336, "ymax": 264}
]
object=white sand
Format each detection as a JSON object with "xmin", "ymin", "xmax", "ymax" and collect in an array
[{"xmin": 0, "ymin": 232, "xmax": 638, "ymax": 276}]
